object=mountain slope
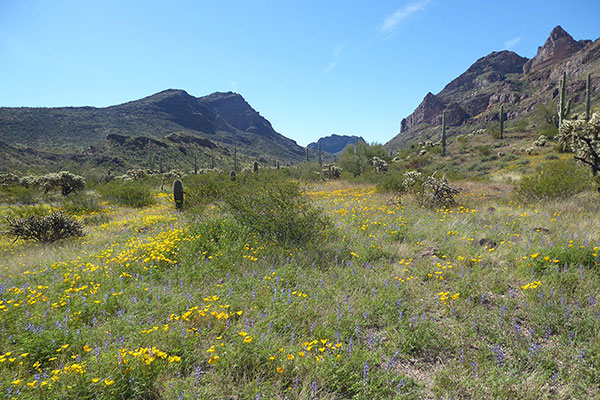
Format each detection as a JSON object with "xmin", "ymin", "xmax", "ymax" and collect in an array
[
  {"xmin": 307, "ymin": 134, "xmax": 366, "ymax": 154},
  {"xmin": 387, "ymin": 26, "xmax": 600, "ymax": 150},
  {"xmin": 0, "ymin": 90, "xmax": 305, "ymax": 169}
]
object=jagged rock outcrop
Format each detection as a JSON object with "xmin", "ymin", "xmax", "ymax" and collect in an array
[
  {"xmin": 307, "ymin": 134, "xmax": 365, "ymax": 154},
  {"xmin": 387, "ymin": 25, "xmax": 599, "ymax": 150},
  {"xmin": 400, "ymin": 93, "xmax": 445, "ymax": 132},
  {"xmin": 443, "ymin": 51, "xmax": 528, "ymax": 93},
  {"xmin": 524, "ymin": 26, "xmax": 590, "ymax": 74}
]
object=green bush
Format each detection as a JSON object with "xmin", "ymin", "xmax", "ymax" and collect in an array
[
  {"xmin": 376, "ymin": 171, "xmax": 406, "ymax": 193},
  {"xmin": 97, "ymin": 181, "xmax": 154, "ymax": 208},
  {"xmin": 514, "ymin": 158, "xmax": 591, "ymax": 201},
  {"xmin": 223, "ymin": 180, "xmax": 329, "ymax": 247},
  {"xmin": 60, "ymin": 192, "xmax": 101, "ymax": 215}
]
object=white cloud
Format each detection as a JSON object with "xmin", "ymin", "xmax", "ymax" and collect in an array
[
  {"xmin": 322, "ymin": 60, "xmax": 338, "ymax": 74},
  {"xmin": 504, "ymin": 36, "xmax": 521, "ymax": 49},
  {"xmin": 334, "ymin": 44, "xmax": 346, "ymax": 58},
  {"xmin": 380, "ymin": 0, "xmax": 431, "ymax": 33}
]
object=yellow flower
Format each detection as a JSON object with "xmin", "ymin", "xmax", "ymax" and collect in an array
[
  {"xmin": 244, "ymin": 336, "xmax": 253, "ymax": 343},
  {"xmin": 298, "ymin": 351, "xmax": 305, "ymax": 357},
  {"xmin": 83, "ymin": 345, "xmax": 92, "ymax": 352},
  {"xmin": 104, "ymin": 379, "xmax": 115, "ymax": 386},
  {"xmin": 237, "ymin": 331, "xmax": 248, "ymax": 337},
  {"xmin": 11, "ymin": 379, "xmax": 21, "ymax": 385},
  {"xmin": 276, "ymin": 367, "xmax": 283, "ymax": 373},
  {"xmin": 208, "ymin": 356, "xmax": 219, "ymax": 365},
  {"xmin": 92, "ymin": 378, "xmax": 100, "ymax": 383},
  {"xmin": 287, "ymin": 354, "xmax": 294, "ymax": 360}
]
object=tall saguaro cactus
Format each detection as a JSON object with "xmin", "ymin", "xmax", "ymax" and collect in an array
[
  {"xmin": 305, "ymin": 147, "xmax": 309, "ymax": 163},
  {"xmin": 234, "ymin": 148, "xmax": 238, "ymax": 173},
  {"xmin": 193, "ymin": 154, "xmax": 198, "ymax": 175},
  {"xmin": 558, "ymin": 71, "xmax": 571, "ymax": 127},
  {"xmin": 586, "ymin": 73, "xmax": 592, "ymax": 122},
  {"xmin": 173, "ymin": 179, "xmax": 184, "ymax": 211},
  {"xmin": 318, "ymin": 142, "xmax": 323, "ymax": 168},
  {"xmin": 441, "ymin": 110, "xmax": 447, "ymax": 156},
  {"xmin": 500, "ymin": 105, "xmax": 504, "ymax": 140}
]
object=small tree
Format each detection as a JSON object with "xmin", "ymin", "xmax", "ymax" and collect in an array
[{"xmin": 558, "ymin": 113, "xmax": 600, "ymax": 182}]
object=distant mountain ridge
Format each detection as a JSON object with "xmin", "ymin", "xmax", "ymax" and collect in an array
[
  {"xmin": 0, "ymin": 89, "xmax": 305, "ymax": 171},
  {"xmin": 386, "ymin": 26, "xmax": 600, "ymax": 149},
  {"xmin": 307, "ymin": 134, "xmax": 366, "ymax": 154}
]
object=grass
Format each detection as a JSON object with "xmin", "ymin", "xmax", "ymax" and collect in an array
[{"xmin": 0, "ymin": 173, "xmax": 599, "ymax": 399}]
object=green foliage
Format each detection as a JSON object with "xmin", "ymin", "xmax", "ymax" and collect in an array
[
  {"xmin": 338, "ymin": 142, "xmax": 390, "ymax": 177},
  {"xmin": 376, "ymin": 170, "xmax": 406, "ymax": 193},
  {"xmin": 60, "ymin": 192, "xmax": 101, "ymax": 215},
  {"xmin": 514, "ymin": 158, "xmax": 591, "ymax": 201},
  {"xmin": 97, "ymin": 181, "xmax": 154, "ymax": 208},
  {"xmin": 477, "ymin": 145, "xmax": 493, "ymax": 156},
  {"xmin": 5, "ymin": 211, "xmax": 85, "ymax": 242},
  {"xmin": 223, "ymin": 180, "xmax": 329, "ymax": 247}
]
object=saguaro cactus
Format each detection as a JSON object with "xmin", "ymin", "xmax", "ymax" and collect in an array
[
  {"xmin": 558, "ymin": 71, "xmax": 571, "ymax": 127},
  {"xmin": 586, "ymin": 73, "xmax": 592, "ymax": 122},
  {"xmin": 193, "ymin": 154, "xmax": 198, "ymax": 175},
  {"xmin": 173, "ymin": 179, "xmax": 184, "ymax": 210},
  {"xmin": 305, "ymin": 147, "xmax": 309, "ymax": 163},
  {"xmin": 253, "ymin": 160, "xmax": 259, "ymax": 173},
  {"xmin": 441, "ymin": 110, "xmax": 447, "ymax": 156},
  {"xmin": 230, "ymin": 170, "xmax": 237, "ymax": 181},
  {"xmin": 234, "ymin": 148, "xmax": 238, "ymax": 172},
  {"xmin": 500, "ymin": 105, "xmax": 504, "ymax": 140}
]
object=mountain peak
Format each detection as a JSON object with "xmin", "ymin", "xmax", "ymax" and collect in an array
[
  {"xmin": 549, "ymin": 25, "xmax": 571, "ymax": 41},
  {"xmin": 523, "ymin": 26, "xmax": 588, "ymax": 74}
]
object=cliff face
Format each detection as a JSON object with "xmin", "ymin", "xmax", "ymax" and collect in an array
[{"xmin": 387, "ymin": 26, "xmax": 600, "ymax": 149}]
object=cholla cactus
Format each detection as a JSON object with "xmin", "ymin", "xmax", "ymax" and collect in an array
[
  {"xmin": 403, "ymin": 171, "xmax": 460, "ymax": 208},
  {"xmin": 0, "ymin": 172, "xmax": 21, "ymax": 185},
  {"xmin": 370, "ymin": 157, "xmax": 388, "ymax": 174},
  {"xmin": 559, "ymin": 113, "xmax": 600, "ymax": 177},
  {"xmin": 534, "ymin": 135, "xmax": 547, "ymax": 147},
  {"xmin": 35, "ymin": 171, "xmax": 85, "ymax": 195},
  {"xmin": 322, "ymin": 164, "xmax": 342, "ymax": 179}
]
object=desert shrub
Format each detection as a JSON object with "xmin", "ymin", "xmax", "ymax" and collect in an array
[
  {"xmin": 477, "ymin": 145, "xmax": 493, "ymax": 156},
  {"xmin": 97, "ymin": 181, "xmax": 154, "ymax": 208},
  {"xmin": 514, "ymin": 158, "xmax": 591, "ymax": 201},
  {"xmin": 0, "ymin": 184, "xmax": 40, "ymax": 204},
  {"xmin": 223, "ymin": 180, "xmax": 329, "ymax": 247},
  {"xmin": 60, "ymin": 192, "xmax": 102, "ymax": 215},
  {"xmin": 5, "ymin": 211, "xmax": 85, "ymax": 242},
  {"xmin": 376, "ymin": 171, "xmax": 406, "ymax": 193}
]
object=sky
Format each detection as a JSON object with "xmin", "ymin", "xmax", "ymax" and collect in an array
[{"xmin": 1, "ymin": 1, "xmax": 599, "ymax": 146}]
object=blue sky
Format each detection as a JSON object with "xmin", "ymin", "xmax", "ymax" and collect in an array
[{"xmin": 1, "ymin": 1, "xmax": 599, "ymax": 146}]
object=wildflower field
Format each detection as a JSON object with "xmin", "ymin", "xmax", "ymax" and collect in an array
[{"xmin": 0, "ymin": 173, "xmax": 599, "ymax": 399}]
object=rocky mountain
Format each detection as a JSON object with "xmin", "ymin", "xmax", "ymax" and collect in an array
[
  {"xmin": 387, "ymin": 26, "xmax": 600, "ymax": 149},
  {"xmin": 0, "ymin": 90, "xmax": 305, "ymax": 171},
  {"xmin": 307, "ymin": 134, "xmax": 366, "ymax": 154}
]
